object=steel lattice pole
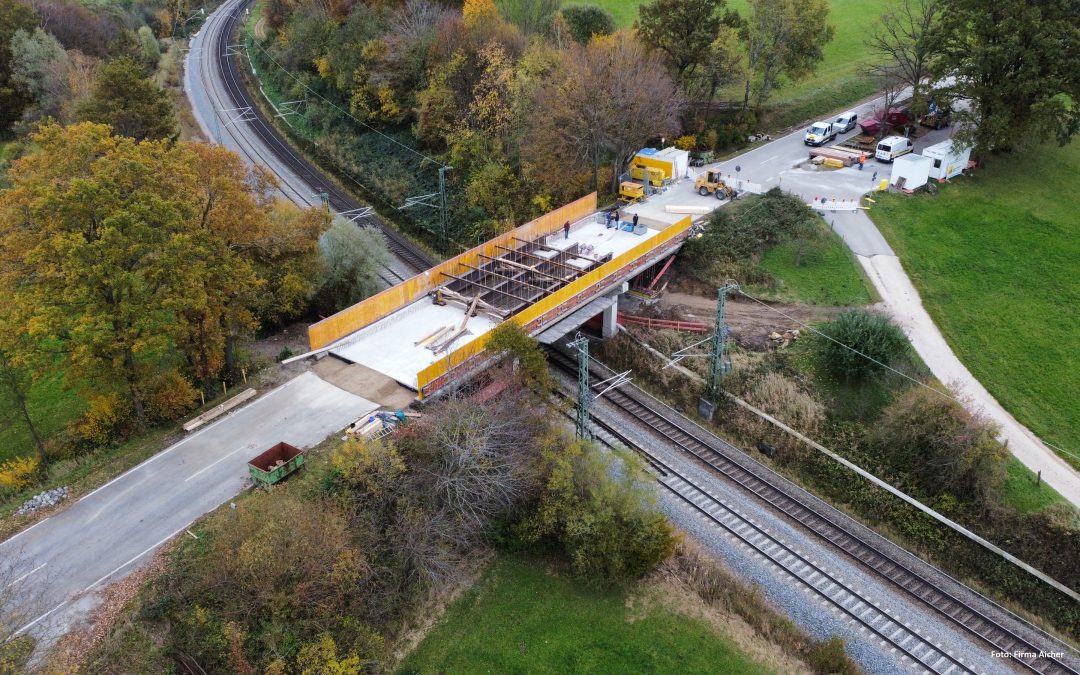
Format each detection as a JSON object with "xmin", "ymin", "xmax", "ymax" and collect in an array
[
  {"xmin": 706, "ymin": 284, "xmax": 738, "ymax": 401},
  {"xmin": 569, "ymin": 332, "xmax": 591, "ymax": 439}
]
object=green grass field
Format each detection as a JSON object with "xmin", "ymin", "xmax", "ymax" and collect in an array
[
  {"xmin": 590, "ymin": 0, "xmax": 886, "ymax": 119},
  {"xmin": 0, "ymin": 372, "xmax": 83, "ymax": 464},
  {"xmin": 869, "ymin": 142, "xmax": 1080, "ymax": 469},
  {"xmin": 1000, "ymin": 458, "xmax": 1064, "ymax": 515},
  {"xmin": 399, "ymin": 557, "xmax": 770, "ymax": 674},
  {"xmin": 758, "ymin": 228, "xmax": 876, "ymax": 305}
]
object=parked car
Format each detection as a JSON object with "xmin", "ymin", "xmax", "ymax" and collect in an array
[
  {"xmin": 804, "ymin": 121, "xmax": 838, "ymax": 146},
  {"xmin": 835, "ymin": 111, "xmax": 858, "ymax": 133},
  {"xmin": 875, "ymin": 135, "xmax": 914, "ymax": 162}
]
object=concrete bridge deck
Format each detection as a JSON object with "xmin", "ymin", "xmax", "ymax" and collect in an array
[{"xmin": 306, "ymin": 193, "xmax": 693, "ymax": 399}]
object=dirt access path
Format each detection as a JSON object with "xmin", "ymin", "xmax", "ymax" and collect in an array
[{"xmin": 661, "ymin": 291, "xmax": 845, "ymax": 350}]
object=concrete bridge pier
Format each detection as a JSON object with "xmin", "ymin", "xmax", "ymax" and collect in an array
[{"xmin": 601, "ymin": 300, "xmax": 619, "ymax": 339}]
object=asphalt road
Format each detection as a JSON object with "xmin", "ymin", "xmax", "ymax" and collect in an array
[{"xmin": 1, "ymin": 372, "xmax": 375, "ymax": 643}]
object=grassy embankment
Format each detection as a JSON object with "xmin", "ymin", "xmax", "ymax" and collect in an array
[
  {"xmin": 398, "ymin": 556, "xmax": 772, "ymax": 674},
  {"xmin": 757, "ymin": 227, "xmax": 875, "ymax": 305},
  {"xmin": 592, "ymin": 0, "xmax": 886, "ymax": 128},
  {"xmin": 869, "ymin": 142, "xmax": 1080, "ymax": 472}
]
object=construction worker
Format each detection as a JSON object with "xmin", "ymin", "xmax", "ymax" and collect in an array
[
  {"xmin": 563, "ymin": 220, "xmax": 570, "ymax": 239},
  {"xmin": 632, "ymin": 213, "xmax": 640, "ymax": 230},
  {"xmin": 858, "ymin": 152, "xmax": 866, "ymax": 170}
]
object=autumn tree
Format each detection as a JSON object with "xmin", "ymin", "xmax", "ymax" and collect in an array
[
  {"xmin": 741, "ymin": 0, "xmax": 834, "ymax": 109},
  {"xmin": 0, "ymin": 0, "xmax": 38, "ymax": 130},
  {"xmin": 929, "ymin": 0, "xmax": 1080, "ymax": 153},
  {"xmin": 0, "ymin": 123, "xmax": 329, "ymax": 426},
  {"xmin": 867, "ymin": 0, "xmax": 942, "ymax": 115},
  {"xmin": 541, "ymin": 32, "xmax": 684, "ymax": 193},
  {"xmin": 75, "ymin": 57, "xmax": 178, "ymax": 141}
]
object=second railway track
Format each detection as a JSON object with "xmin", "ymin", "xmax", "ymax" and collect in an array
[{"xmin": 548, "ymin": 346, "xmax": 1079, "ymax": 675}]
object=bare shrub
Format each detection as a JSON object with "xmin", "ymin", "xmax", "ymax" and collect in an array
[{"xmin": 733, "ymin": 371, "xmax": 824, "ymax": 461}]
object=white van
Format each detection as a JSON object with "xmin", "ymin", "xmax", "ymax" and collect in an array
[
  {"xmin": 875, "ymin": 136, "xmax": 913, "ymax": 162},
  {"xmin": 835, "ymin": 111, "xmax": 858, "ymax": 133}
]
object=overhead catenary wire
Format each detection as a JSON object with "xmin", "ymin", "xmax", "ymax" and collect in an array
[
  {"xmin": 735, "ymin": 288, "xmax": 1080, "ymax": 463},
  {"xmin": 238, "ymin": 16, "xmax": 444, "ymax": 168}
]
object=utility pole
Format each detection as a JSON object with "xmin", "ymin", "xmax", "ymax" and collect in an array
[
  {"xmin": 700, "ymin": 282, "xmax": 738, "ymax": 420},
  {"xmin": 568, "ymin": 332, "xmax": 591, "ymax": 440}
]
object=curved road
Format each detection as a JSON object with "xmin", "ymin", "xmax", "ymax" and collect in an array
[{"xmin": 184, "ymin": 0, "xmax": 435, "ymax": 281}]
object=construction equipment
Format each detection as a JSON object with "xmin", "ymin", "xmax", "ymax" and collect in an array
[
  {"xmin": 689, "ymin": 149, "xmax": 715, "ymax": 167},
  {"xmin": 629, "ymin": 163, "xmax": 665, "ymax": 187},
  {"xmin": 694, "ymin": 170, "xmax": 736, "ymax": 200},
  {"xmin": 618, "ymin": 181, "xmax": 645, "ymax": 204}
]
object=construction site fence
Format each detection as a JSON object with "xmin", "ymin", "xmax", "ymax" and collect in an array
[
  {"xmin": 307, "ymin": 192, "xmax": 599, "ymax": 350},
  {"xmin": 416, "ymin": 215, "xmax": 694, "ymax": 398},
  {"xmin": 617, "ymin": 313, "xmax": 710, "ymax": 333}
]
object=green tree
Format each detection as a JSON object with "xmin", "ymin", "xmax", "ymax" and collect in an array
[
  {"xmin": 741, "ymin": 0, "xmax": 835, "ymax": 109},
  {"xmin": 559, "ymin": 4, "xmax": 614, "ymax": 44},
  {"xmin": 315, "ymin": 217, "xmax": 392, "ymax": 315},
  {"xmin": 519, "ymin": 439, "xmax": 677, "ymax": 585},
  {"xmin": 0, "ymin": 0, "xmax": 38, "ymax": 131},
  {"xmin": 495, "ymin": 0, "xmax": 561, "ymax": 35},
  {"xmin": 9, "ymin": 28, "xmax": 70, "ymax": 126},
  {"xmin": 814, "ymin": 309, "xmax": 910, "ymax": 383},
  {"xmin": 485, "ymin": 321, "xmax": 553, "ymax": 393},
  {"xmin": 636, "ymin": 0, "xmax": 741, "ymax": 85},
  {"xmin": 76, "ymin": 57, "xmax": 177, "ymax": 141},
  {"xmin": 930, "ymin": 0, "xmax": 1080, "ymax": 153}
]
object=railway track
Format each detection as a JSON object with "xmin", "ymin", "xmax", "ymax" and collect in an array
[
  {"xmin": 547, "ymin": 346, "xmax": 1079, "ymax": 675},
  {"xmin": 200, "ymin": 0, "xmax": 436, "ymax": 281}
]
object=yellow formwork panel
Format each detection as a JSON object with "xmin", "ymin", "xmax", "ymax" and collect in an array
[
  {"xmin": 415, "ymin": 215, "xmax": 694, "ymax": 396},
  {"xmin": 307, "ymin": 193, "xmax": 599, "ymax": 350}
]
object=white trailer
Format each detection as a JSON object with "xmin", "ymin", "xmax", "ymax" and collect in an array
[
  {"xmin": 889, "ymin": 154, "xmax": 933, "ymax": 191},
  {"xmin": 923, "ymin": 140, "xmax": 971, "ymax": 181}
]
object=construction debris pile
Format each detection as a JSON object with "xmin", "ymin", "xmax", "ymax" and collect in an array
[
  {"xmin": 349, "ymin": 409, "xmax": 421, "ymax": 439},
  {"xmin": 769, "ymin": 329, "xmax": 801, "ymax": 349},
  {"xmin": 16, "ymin": 486, "xmax": 70, "ymax": 516}
]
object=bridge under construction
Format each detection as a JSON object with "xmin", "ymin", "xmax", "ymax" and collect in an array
[{"xmin": 304, "ymin": 193, "xmax": 694, "ymax": 399}]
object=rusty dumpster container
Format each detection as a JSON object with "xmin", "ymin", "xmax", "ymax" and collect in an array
[{"xmin": 248, "ymin": 442, "xmax": 304, "ymax": 487}]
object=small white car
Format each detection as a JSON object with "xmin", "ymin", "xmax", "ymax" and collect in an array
[
  {"xmin": 875, "ymin": 135, "xmax": 913, "ymax": 162},
  {"xmin": 835, "ymin": 111, "xmax": 858, "ymax": 133}
]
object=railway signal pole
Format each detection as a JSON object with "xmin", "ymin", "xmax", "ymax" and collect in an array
[
  {"xmin": 568, "ymin": 332, "xmax": 591, "ymax": 440},
  {"xmin": 700, "ymin": 282, "xmax": 738, "ymax": 420}
]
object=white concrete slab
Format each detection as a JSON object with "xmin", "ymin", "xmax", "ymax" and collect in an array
[
  {"xmin": 330, "ymin": 299, "xmax": 500, "ymax": 389},
  {"xmin": 548, "ymin": 218, "xmax": 658, "ymax": 259}
]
